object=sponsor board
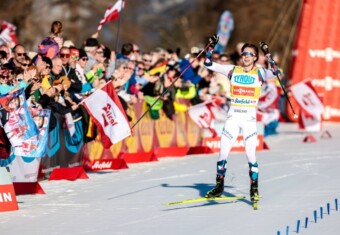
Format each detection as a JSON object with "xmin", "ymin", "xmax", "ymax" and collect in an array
[
  {"xmin": 0, "ymin": 167, "xmax": 18, "ymax": 212},
  {"xmin": 202, "ymin": 135, "xmax": 264, "ymax": 153},
  {"xmin": 90, "ymin": 160, "xmax": 114, "ymax": 171}
]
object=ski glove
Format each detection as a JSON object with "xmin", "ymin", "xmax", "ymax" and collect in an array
[{"xmin": 208, "ymin": 34, "xmax": 219, "ymax": 48}]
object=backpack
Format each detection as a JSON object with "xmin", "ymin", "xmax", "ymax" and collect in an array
[{"xmin": 38, "ymin": 36, "xmax": 59, "ymax": 59}]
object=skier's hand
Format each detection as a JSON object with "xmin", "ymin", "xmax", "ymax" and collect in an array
[{"xmin": 208, "ymin": 34, "xmax": 219, "ymax": 48}]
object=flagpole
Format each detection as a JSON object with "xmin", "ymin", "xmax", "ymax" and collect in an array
[
  {"xmin": 114, "ymin": 0, "xmax": 125, "ymax": 53},
  {"xmin": 130, "ymin": 43, "xmax": 211, "ymax": 130}
]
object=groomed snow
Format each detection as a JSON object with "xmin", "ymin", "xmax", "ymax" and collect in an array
[{"xmin": 1, "ymin": 122, "xmax": 340, "ymax": 235}]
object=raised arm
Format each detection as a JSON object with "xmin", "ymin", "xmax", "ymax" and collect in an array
[{"xmin": 204, "ymin": 34, "xmax": 234, "ymax": 77}]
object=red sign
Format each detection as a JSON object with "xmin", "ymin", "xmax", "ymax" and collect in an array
[
  {"xmin": 0, "ymin": 184, "xmax": 18, "ymax": 212},
  {"xmin": 202, "ymin": 135, "xmax": 264, "ymax": 153},
  {"xmin": 289, "ymin": 0, "xmax": 340, "ymax": 121},
  {"xmin": 232, "ymin": 86, "xmax": 255, "ymax": 97}
]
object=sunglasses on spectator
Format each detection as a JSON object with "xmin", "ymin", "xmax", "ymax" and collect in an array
[
  {"xmin": 123, "ymin": 66, "xmax": 134, "ymax": 71},
  {"xmin": 45, "ymin": 65, "xmax": 51, "ymax": 69},
  {"xmin": 60, "ymin": 53, "xmax": 70, "ymax": 58},
  {"xmin": 70, "ymin": 55, "xmax": 79, "ymax": 60},
  {"xmin": 81, "ymin": 57, "xmax": 88, "ymax": 61},
  {"xmin": 21, "ymin": 63, "xmax": 30, "ymax": 67},
  {"xmin": 241, "ymin": 52, "xmax": 256, "ymax": 57},
  {"xmin": 16, "ymin": 53, "xmax": 26, "ymax": 57},
  {"xmin": 17, "ymin": 78, "xmax": 23, "ymax": 82},
  {"xmin": 133, "ymin": 50, "xmax": 140, "ymax": 53},
  {"xmin": 96, "ymin": 50, "xmax": 104, "ymax": 54},
  {"xmin": 137, "ymin": 66, "xmax": 144, "ymax": 71},
  {"xmin": 0, "ymin": 76, "xmax": 9, "ymax": 79}
]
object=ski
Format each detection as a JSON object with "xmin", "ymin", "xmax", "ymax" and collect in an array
[
  {"xmin": 252, "ymin": 193, "xmax": 260, "ymax": 210},
  {"xmin": 165, "ymin": 196, "xmax": 245, "ymax": 206}
]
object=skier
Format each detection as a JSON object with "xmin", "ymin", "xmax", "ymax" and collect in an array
[{"xmin": 204, "ymin": 34, "xmax": 278, "ymax": 208}]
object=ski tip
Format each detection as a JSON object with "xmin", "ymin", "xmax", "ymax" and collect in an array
[{"xmin": 253, "ymin": 203, "xmax": 258, "ymax": 210}]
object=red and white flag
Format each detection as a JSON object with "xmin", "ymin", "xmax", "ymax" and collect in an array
[
  {"xmin": 97, "ymin": 0, "xmax": 125, "ymax": 31},
  {"xmin": 82, "ymin": 82, "xmax": 131, "ymax": 148},
  {"xmin": 188, "ymin": 101, "xmax": 227, "ymax": 137},
  {"xmin": 258, "ymin": 81, "xmax": 281, "ymax": 111},
  {"xmin": 0, "ymin": 21, "xmax": 18, "ymax": 47},
  {"xmin": 290, "ymin": 80, "xmax": 324, "ymax": 132}
]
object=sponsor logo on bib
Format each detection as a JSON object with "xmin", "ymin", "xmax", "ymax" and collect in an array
[{"xmin": 234, "ymin": 75, "xmax": 255, "ymax": 84}]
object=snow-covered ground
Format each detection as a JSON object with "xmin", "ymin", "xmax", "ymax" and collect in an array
[{"xmin": 1, "ymin": 122, "xmax": 340, "ymax": 235}]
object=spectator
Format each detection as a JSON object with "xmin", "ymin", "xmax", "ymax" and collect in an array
[
  {"xmin": 5, "ymin": 44, "xmax": 26, "ymax": 69},
  {"xmin": 142, "ymin": 52, "xmax": 153, "ymax": 71},
  {"xmin": 49, "ymin": 20, "xmax": 64, "ymax": 49},
  {"xmin": 58, "ymin": 46, "xmax": 82, "ymax": 95},
  {"xmin": 83, "ymin": 37, "xmax": 100, "ymax": 73},
  {"xmin": 0, "ymin": 44, "xmax": 11, "ymax": 65},
  {"xmin": 116, "ymin": 42, "xmax": 133, "ymax": 60}
]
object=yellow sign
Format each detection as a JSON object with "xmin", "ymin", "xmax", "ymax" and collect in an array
[
  {"xmin": 155, "ymin": 110, "xmax": 175, "ymax": 147},
  {"xmin": 139, "ymin": 102, "xmax": 154, "ymax": 152},
  {"xmin": 175, "ymin": 112, "xmax": 187, "ymax": 147}
]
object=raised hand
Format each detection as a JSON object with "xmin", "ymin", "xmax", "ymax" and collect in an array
[{"xmin": 208, "ymin": 34, "xmax": 219, "ymax": 48}]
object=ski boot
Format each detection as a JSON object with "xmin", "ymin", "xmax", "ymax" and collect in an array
[
  {"xmin": 205, "ymin": 160, "xmax": 227, "ymax": 198},
  {"xmin": 205, "ymin": 176, "xmax": 224, "ymax": 198},
  {"xmin": 250, "ymin": 180, "xmax": 259, "ymax": 210},
  {"xmin": 249, "ymin": 162, "xmax": 259, "ymax": 209}
]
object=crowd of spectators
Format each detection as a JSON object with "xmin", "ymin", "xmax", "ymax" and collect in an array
[{"xmin": 0, "ymin": 20, "xmax": 281, "ymax": 137}]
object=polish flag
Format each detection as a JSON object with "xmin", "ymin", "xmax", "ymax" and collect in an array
[
  {"xmin": 82, "ymin": 81, "xmax": 131, "ymax": 148},
  {"xmin": 97, "ymin": 0, "xmax": 125, "ymax": 31},
  {"xmin": 290, "ymin": 80, "xmax": 324, "ymax": 132},
  {"xmin": 188, "ymin": 101, "xmax": 227, "ymax": 137},
  {"xmin": 258, "ymin": 81, "xmax": 281, "ymax": 111},
  {"xmin": 0, "ymin": 21, "xmax": 18, "ymax": 47}
]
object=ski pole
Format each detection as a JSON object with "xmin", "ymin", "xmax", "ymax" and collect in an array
[
  {"xmin": 259, "ymin": 42, "xmax": 298, "ymax": 119},
  {"xmin": 130, "ymin": 42, "xmax": 211, "ymax": 129}
]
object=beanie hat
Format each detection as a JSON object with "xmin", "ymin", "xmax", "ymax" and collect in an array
[
  {"xmin": 85, "ymin": 38, "xmax": 99, "ymax": 47},
  {"xmin": 78, "ymin": 48, "xmax": 87, "ymax": 58}
]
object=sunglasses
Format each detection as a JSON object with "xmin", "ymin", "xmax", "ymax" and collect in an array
[
  {"xmin": 60, "ymin": 53, "xmax": 70, "ymax": 58},
  {"xmin": 137, "ymin": 66, "xmax": 144, "ymax": 70},
  {"xmin": 45, "ymin": 65, "xmax": 51, "ymax": 69},
  {"xmin": 81, "ymin": 57, "xmax": 88, "ymax": 61},
  {"xmin": 0, "ymin": 76, "xmax": 9, "ymax": 79},
  {"xmin": 21, "ymin": 63, "xmax": 30, "ymax": 67},
  {"xmin": 241, "ymin": 52, "xmax": 256, "ymax": 57},
  {"xmin": 16, "ymin": 53, "xmax": 26, "ymax": 57},
  {"xmin": 133, "ymin": 50, "xmax": 140, "ymax": 53},
  {"xmin": 96, "ymin": 50, "xmax": 104, "ymax": 54}
]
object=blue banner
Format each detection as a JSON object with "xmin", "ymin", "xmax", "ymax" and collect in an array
[
  {"xmin": 0, "ymin": 89, "xmax": 39, "ymax": 149},
  {"xmin": 215, "ymin": 11, "xmax": 234, "ymax": 53}
]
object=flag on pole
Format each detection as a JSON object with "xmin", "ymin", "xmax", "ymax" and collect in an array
[
  {"xmin": 188, "ymin": 101, "xmax": 227, "ymax": 137},
  {"xmin": 258, "ymin": 80, "xmax": 281, "ymax": 111},
  {"xmin": 290, "ymin": 80, "xmax": 324, "ymax": 132},
  {"xmin": 97, "ymin": 0, "xmax": 125, "ymax": 32},
  {"xmin": 82, "ymin": 81, "xmax": 131, "ymax": 148},
  {"xmin": 0, "ymin": 21, "xmax": 18, "ymax": 47}
]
